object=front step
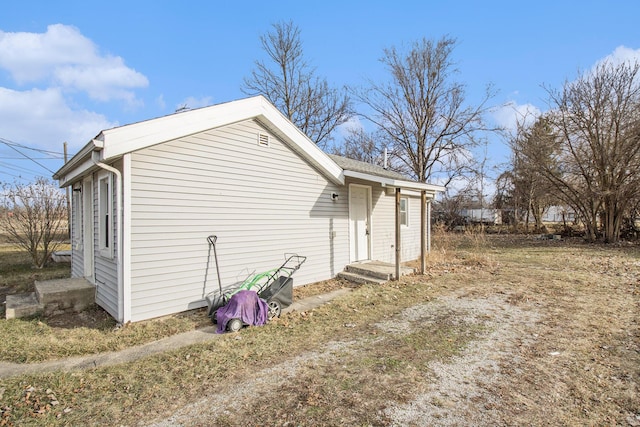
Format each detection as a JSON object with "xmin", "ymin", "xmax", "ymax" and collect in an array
[
  {"xmin": 5, "ymin": 277, "xmax": 95, "ymax": 320},
  {"xmin": 36, "ymin": 278, "xmax": 95, "ymax": 316},
  {"xmin": 337, "ymin": 260, "xmax": 417, "ymax": 285},
  {"xmin": 5, "ymin": 292, "xmax": 43, "ymax": 319},
  {"xmin": 336, "ymin": 271, "xmax": 387, "ymax": 285}
]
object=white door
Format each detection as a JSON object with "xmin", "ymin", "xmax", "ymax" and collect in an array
[
  {"xmin": 349, "ymin": 185, "xmax": 371, "ymax": 261},
  {"xmin": 82, "ymin": 177, "xmax": 94, "ymax": 283}
]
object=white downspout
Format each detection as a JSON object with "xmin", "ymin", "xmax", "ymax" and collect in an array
[{"xmin": 92, "ymin": 150, "xmax": 125, "ymax": 323}]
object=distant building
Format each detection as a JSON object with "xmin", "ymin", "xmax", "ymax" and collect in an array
[
  {"xmin": 541, "ymin": 206, "xmax": 575, "ymax": 223},
  {"xmin": 460, "ymin": 208, "xmax": 502, "ymax": 225}
]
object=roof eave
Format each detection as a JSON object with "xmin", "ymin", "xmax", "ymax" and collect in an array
[
  {"xmin": 53, "ymin": 136, "xmax": 104, "ymax": 186},
  {"xmin": 343, "ymin": 170, "xmax": 445, "ymax": 194}
]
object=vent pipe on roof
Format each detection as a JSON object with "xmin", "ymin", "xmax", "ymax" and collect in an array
[{"xmin": 383, "ymin": 147, "xmax": 388, "ymax": 169}]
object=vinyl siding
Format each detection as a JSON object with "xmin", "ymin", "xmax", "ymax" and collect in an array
[{"xmin": 128, "ymin": 119, "xmax": 349, "ymax": 321}]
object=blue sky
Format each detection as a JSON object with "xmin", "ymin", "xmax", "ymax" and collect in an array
[{"xmin": 1, "ymin": 0, "xmax": 639, "ymax": 187}]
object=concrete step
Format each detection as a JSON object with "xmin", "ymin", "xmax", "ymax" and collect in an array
[
  {"xmin": 5, "ymin": 292, "xmax": 43, "ymax": 319},
  {"xmin": 35, "ymin": 278, "xmax": 95, "ymax": 316},
  {"xmin": 336, "ymin": 271, "xmax": 387, "ymax": 285},
  {"xmin": 344, "ymin": 264, "xmax": 392, "ymax": 280}
]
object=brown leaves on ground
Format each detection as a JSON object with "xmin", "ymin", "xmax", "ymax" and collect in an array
[{"xmin": 0, "ymin": 235, "xmax": 638, "ymax": 426}]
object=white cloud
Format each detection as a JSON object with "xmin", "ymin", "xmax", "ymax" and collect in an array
[
  {"xmin": 0, "ymin": 87, "xmax": 116, "ymax": 151},
  {"xmin": 491, "ymin": 101, "xmax": 541, "ymax": 134},
  {"xmin": 596, "ymin": 45, "xmax": 640, "ymax": 68},
  {"xmin": 156, "ymin": 94, "xmax": 166, "ymax": 109},
  {"xmin": 337, "ymin": 116, "xmax": 364, "ymax": 138},
  {"xmin": 0, "ymin": 24, "xmax": 148, "ymax": 103}
]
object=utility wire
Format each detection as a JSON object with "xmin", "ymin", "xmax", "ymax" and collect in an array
[
  {"xmin": 0, "ymin": 137, "xmax": 64, "ymax": 157},
  {"xmin": 0, "ymin": 156, "xmax": 60, "ymax": 160},
  {"xmin": 0, "ymin": 139, "xmax": 57, "ymax": 174}
]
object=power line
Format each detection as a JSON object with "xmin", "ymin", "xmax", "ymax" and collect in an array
[
  {"xmin": 0, "ymin": 160, "xmax": 45, "ymax": 176},
  {"xmin": 0, "ymin": 139, "xmax": 57, "ymax": 174},
  {"xmin": 0, "ymin": 156, "xmax": 61, "ymax": 160},
  {"xmin": 0, "ymin": 137, "xmax": 64, "ymax": 157}
]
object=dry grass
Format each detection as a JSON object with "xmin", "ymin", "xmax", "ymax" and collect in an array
[
  {"xmin": 0, "ymin": 243, "xmax": 214, "ymax": 363},
  {"xmin": 0, "ymin": 234, "xmax": 638, "ymax": 426},
  {"xmin": 0, "ymin": 245, "xmax": 71, "ymax": 293}
]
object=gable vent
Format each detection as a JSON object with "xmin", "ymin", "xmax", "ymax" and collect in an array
[{"xmin": 258, "ymin": 133, "xmax": 270, "ymax": 147}]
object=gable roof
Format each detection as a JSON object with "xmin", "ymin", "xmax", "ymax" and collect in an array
[
  {"xmin": 54, "ymin": 96, "xmax": 444, "ymax": 194},
  {"xmin": 54, "ymin": 96, "xmax": 343, "ymax": 186}
]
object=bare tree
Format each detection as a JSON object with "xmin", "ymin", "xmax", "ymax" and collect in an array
[
  {"xmin": 353, "ymin": 36, "xmax": 496, "ymax": 184},
  {"xmin": 242, "ymin": 20, "xmax": 352, "ymax": 149},
  {"xmin": 545, "ymin": 61, "xmax": 640, "ymax": 242},
  {"xmin": 331, "ymin": 127, "xmax": 386, "ymax": 166},
  {"xmin": 509, "ymin": 116, "xmax": 559, "ymax": 232},
  {"xmin": 1, "ymin": 178, "xmax": 67, "ymax": 268},
  {"xmin": 512, "ymin": 61, "xmax": 640, "ymax": 242}
]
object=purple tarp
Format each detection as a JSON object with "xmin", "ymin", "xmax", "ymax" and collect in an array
[{"xmin": 215, "ymin": 290, "xmax": 269, "ymax": 334}]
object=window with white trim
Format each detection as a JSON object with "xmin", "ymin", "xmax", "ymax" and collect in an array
[
  {"xmin": 400, "ymin": 197, "xmax": 409, "ymax": 226},
  {"xmin": 98, "ymin": 173, "xmax": 113, "ymax": 258}
]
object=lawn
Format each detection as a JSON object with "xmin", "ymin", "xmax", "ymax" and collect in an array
[{"xmin": 0, "ymin": 233, "xmax": 638, "ymax": 426}]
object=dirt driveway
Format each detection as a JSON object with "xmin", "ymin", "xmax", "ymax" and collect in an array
[{"xmin": 145, "ymin": 238, "xmax": 640, "ymax": 426}]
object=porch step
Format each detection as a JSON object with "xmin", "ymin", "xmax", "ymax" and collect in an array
[
  {"xmin": 337, "ymin": 261, "xmax": 417, "ymax": 285},
  {"xmin": 5, "ymin": 278, "xmax": 96, "ymax": 320},
  {"xmin": 35, "ymin": 278, "xmax": 95, "ymax": 316},
  {"xmin": 5, "ymin": 292, "xmax": 43, "ymax": 319},
  {"xmin": 336, "ymin": 271, "xmax": 387, "ymax": 285}
]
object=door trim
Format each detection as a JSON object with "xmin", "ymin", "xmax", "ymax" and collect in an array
[{"xmin": 82, "ymin": 176, "xmax": 94, "ymax": 283}]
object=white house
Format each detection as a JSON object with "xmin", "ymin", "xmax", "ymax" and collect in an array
[{"xmin": 54, "ymin": 96, "xmax": 444, "ymax": 323}]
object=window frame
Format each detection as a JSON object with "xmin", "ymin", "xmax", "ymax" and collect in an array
[
  {"xmin": 399, "ymin": 197, "xmax": 409, "ymax": 227},
  {"xmin": 98, "ymin": 172, "xmax": 114, "ymax": 259}
]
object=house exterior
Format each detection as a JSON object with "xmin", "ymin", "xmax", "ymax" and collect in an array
[{"xmin": 54, "ymin": 96, "xmax": 444, "ymax": 323}]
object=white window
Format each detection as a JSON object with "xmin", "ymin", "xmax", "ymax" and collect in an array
[
  {"xmin": 98, "ymin": 173, "xmax": 113, "ymax": 258},
  {"xmin": 400, "ymin": 197, "xmax": 409, "ymax": 226}
]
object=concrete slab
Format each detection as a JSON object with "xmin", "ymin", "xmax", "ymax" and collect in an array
[
  {"xmin": 51, "ymin": 250, "xmax": 71, "ymax": 263},
  {"xmin": 5, "ymin": 292, "xmax": 42, "ymax": 319}
]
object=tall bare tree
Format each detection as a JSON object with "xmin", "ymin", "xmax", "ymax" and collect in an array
[
  {"xmin": 1, "ymin": 178, "xmax": 67, "ymax": 268},
  {"xmin": 512, "ymin": 61, "xmax": 640, "ymax": 242},
  {"xmin": 242, "ymin": 20, "xmax": 351, "ymax": 149},
  {"xmin": 331, "ymin": 127, "xmax": 386, "ymax": 166},
  {"xmin": 353, "ymin": 36, "xmax": 496, "ymax": 184},
  {"xmin": 509, "ymin": 116, "xmax": 559, "ymax": 232},
  {"xmin": 545, "ymin": 61, "xmax": 640, "ymax": 242}
]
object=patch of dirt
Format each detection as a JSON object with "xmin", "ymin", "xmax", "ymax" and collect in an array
[
  {"xmin": 143, "ymin": 238, "xmax": 640, "ymax": 426},
  {"xmin": 45, "ymin": 305, "xmax": 115, "ymax": 329},
  {"xmin": 146, "ymin": 293, "xmax": 541, "ymax": 427}
]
